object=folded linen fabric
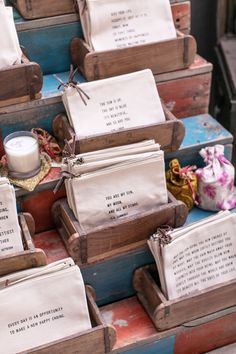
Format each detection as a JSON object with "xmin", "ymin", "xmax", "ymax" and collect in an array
[
  {"xmin": 0, "ymin": 258, "xmax": 91, "ymax": 354},
  {"xmin": 61, "ymin": 69, "xmax": 166, "ymax": 140},
  {"xmin": 0, "ymin": 0, "xmax": 22, "ymax": 69},
  {"xmin": 148, "ymin": 211, "xmax": 236, "ymax": 300},
  {"xmin": 77, "ymin": 0, "xmax": 176, "ymax": 51}
]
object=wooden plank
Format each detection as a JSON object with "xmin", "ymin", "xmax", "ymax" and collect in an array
[
  {"xmin": 157, "ymin": 72, "xmax": 212, "ymax": 118},
  {"xmin": 21, "ymin": 187, "xmax": 66, "ymax": 233},
  {"xmin": 174, "ymin": 311, "xmax": 236, "ymax": 354},
  {"xmin": 18, "ymin": 23, "xmax": 83, "ymax": 75},
  {"xmin": 0, "ymin": 62, "xmax": 42, "ymax": 106},
  {"xmin": 100, "ymin": 296, "xmax": 236, "ymax": 354},
  {"xmin": 10, "ymin": 0, "xmax": 75, "ymax": 20}
]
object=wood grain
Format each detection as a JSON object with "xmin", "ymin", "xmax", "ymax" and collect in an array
[
  {"xmin": 52, "ymin": 194, "xmax": 188, "ymax": 265},
  {"xmin": 134, "ymin": 265, "xmax": 236, "ymax": 331},
  {"xmin": 10, "ymin": 0, "xmax": 75, "ymax": 19},
  {"xmin": 53, "ymin": 105, "xmax": 185, "ymax": 154},
  {"xmin": 71, "ymin": 32, "xmax": 197, "ymax": 81}
]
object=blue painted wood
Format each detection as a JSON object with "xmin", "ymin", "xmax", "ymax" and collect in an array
[
  {"xmin": 42, "ymin": 71, "xmax": 85, "ymax": 97},
  {"xmin": 118, "ymin": 335, "xmax": 176, "ymax": 354},
  {"xmin": 18, "ymin": 23, "xmax": 83, "ymax": 74}
]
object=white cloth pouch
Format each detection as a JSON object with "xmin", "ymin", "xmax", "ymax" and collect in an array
[
  {"xmin": 148, "ymin": 211, "xmax": 236, "ymax": 301},
  {"xmin": 62, "ymin": 69, "xmax": 166, "ymax": 140},
  {"xmin": 77, "ymin": 0, "xmax": 176, "ymax": 51},
  {"xmin": 0, "ymin": 0, "xmax": 22, "ymax": 69},
  {"xmin": 66, "ymin": 149, "xmax": 168, "ymax": 232},
  {"xmin": 0, "ymin": 258, "xmax": 91, "ymax": 354},
  {"xmin": 0, "ymin": 177, "xmax": 23, "ymax": 256},
  {"xmin": 196, "ymin": 145, "xmax": 236, "ymax": 211}
]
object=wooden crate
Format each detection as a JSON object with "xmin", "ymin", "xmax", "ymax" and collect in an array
[
  {"xmin": 0, "ymin": 54, "xmax": 42, "ymax": 108},
  {"xmin": 70, "ymin": 30, "xmax": 197, "ymax": 81},
  {"xmin": 9, "ymin": 0, "xmax": 76, "ymax": 19},
  {"xmin": 133, "ymin": 264, "xmax": 236, "ymax": 331},
  {"xmin": 51, "ymin": 193, "xmax": 188, "ymax": 265},
  {"xmin": 24, "ymin": 286, "xmax": 116, "ymax": 354},
  {"xmin": 52, "ymin": 105, "xmax": 185, "ymax": 154},
  {"xmin": 0, "ymin": 213, "xmax": 46, "ymax": 276}
]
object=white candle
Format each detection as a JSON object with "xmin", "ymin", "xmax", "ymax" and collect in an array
[{"xmin": 4, "ymin": 132, "xmax": 40, "ymax": 176}]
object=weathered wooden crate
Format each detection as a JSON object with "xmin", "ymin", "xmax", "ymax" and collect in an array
[
  {"xmin": 70, "ymin": 30, "xmax": 197, "ymax": 81},
  {"xmin": 0, "ymin": 213, "xmax": 46, "ymax": 276},
  {"xmin": 9, "ymin": 0, "xmax": 76, "ymax": 19},
  {"xmin": 24, "ymin": 286, "xmax": 116, "ymax": 354},
  {"xmin": 133, "ymin": 264, "xmax": 236, "ymax": 331},
  {"xmin": 0, "ymin": 54, "xmax": 42, "ymax": 108},
  {"xmin": 52, "ymin": 193, "xmax": 188, "ymax": 265},
  {"xmin": 53, "ymin": 105, "xmax": 185, "ymax": 154}
]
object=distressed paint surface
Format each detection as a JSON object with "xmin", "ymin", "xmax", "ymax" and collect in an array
[
  {"xmin": 101, "ymin": 297, "xmax": 157, "ymax": 349},
  {"xmin": 18, "ymin": 23, "xmax": 83, "ymax": 74},
  {"xmin": 158, "ymin": 73, "xmax": 211, "ymax": 118},
  {"xmin": 33, "ymin": 229, "xmax": 69, "ymax": 264},
  {"xmin": 174, "ymin": 312, "xmax": 236, "ymax": 354}
]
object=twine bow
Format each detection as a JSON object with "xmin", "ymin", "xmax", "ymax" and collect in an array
[
  {"xmin": 152, "ymin": 225, "xmax": 173, "ymax": 245},
  {"xmin": 54, "ymin": 65, "xmax": 90, "ymax": 106}
]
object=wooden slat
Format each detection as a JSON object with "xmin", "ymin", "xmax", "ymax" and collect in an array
[{"xmin": 10, "ymin": 0, "xmax": 75, "ymax": 20}]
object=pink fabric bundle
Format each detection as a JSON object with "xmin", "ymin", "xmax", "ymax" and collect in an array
[{"xmin": 196, "ymin": 145, "xmax": 236, "ymax": 211}]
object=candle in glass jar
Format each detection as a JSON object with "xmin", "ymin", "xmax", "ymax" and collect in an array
[{"xmin": 4, "ymin": 132, "xmax": 41, "ymax": 178}]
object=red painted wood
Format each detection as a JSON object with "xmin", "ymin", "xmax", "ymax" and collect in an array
[
  {"xmin": 33, "ymin": 229, "xmax": 69, "ymax": 264},
  {"xmin": 100, "ymin": 297, "xmax": 158, "ymax": 349},
  {"xmin": 171, "ymin": 2, "xmax": 190, "ymax": 33},
  {"xmin": 174, "ymin": 312, "xmax": 236, "ymax": 354},
  {"xmin": 157, "ymin": 73, "xmax": 211, "ymax": 119},
  {"xmin": 21, "ymin": 187, "xmax": 66, "ymax": 233}
]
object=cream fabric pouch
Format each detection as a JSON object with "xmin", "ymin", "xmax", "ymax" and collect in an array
[
  {"xmin": 0, "ymin": 258, "xmax": 91, "ymax": 354},
  {"xmin": 77, "ymin": 0, "xmax": 176, "ymax": 51},
  {"xmin": 62, "ymin": 69, "xmax": 165, "ymax": 140}
]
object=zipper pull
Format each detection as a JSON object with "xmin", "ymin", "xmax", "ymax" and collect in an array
[{"xmin": 152, "ymin": 225, "xmax": 173, "ymax": 245}]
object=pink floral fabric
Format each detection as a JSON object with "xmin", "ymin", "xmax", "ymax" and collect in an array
[{"xmin": 196, "ymin": 145, "xmax": 236, "ymax": 211}]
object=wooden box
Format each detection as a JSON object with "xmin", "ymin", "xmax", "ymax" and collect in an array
[
  {"xmin": 133, "ymin": 264, "xmax": 236, "ymax": 331},
  {"xmin": 24, "ymin": 286, "xmax": 116, "ymax": 354},
  {"xmin": 52, "ymin": 193, "xmax": 188, "ymax": 265},
  {"xmin": 52, "ymin": 105, "xmax": 185, "ymax": 155},
  {"xmin": 70, "ymin": 31, "xmax": 197, "ymax": 81},
  {"xmin": 0, "ymin": 54, "xmax": 42, "ymax": 108},
  {"xmin": 0, "ymin": 213, "xmax": 46, "ymax": 276},
  {"xmin": 9, "ymin": 0, "xmax": 76, "ymax": 19}
]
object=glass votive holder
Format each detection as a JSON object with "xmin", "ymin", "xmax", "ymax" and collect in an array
[{"xmin": 4, "ymin": 131, "xmax": 41, "ymax": 179}]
